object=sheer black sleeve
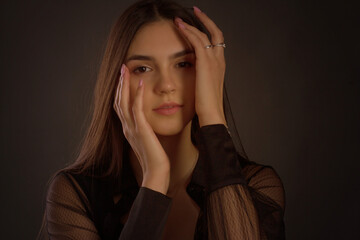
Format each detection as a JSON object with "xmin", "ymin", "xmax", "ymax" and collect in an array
[
  {"xmin": 188, "ymin": 124, "xmax": 286, "ymax": 240},
  {"xmin": 119, "ymin": 187, "xmax": 172, "ymax": 240},
  {"xmin": 41, "ymin": 124, "xmax": 285, "ymax": 240},
  {"xmin": 43, "ymin": 173, "xmax": 172, "ymax": 240},
  {"xmin": 44, "ymin": 173, "xmax": 101, "ymax": 239}
]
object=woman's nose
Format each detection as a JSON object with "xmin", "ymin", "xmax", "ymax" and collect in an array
[{"xmin": 154, "ymin": 70, "xmax": 176, "ymax": 95}]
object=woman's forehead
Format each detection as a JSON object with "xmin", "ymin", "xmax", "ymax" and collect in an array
[{"xmin": 126, "ymin": 20, "xmax": 192, "ymax": 58}]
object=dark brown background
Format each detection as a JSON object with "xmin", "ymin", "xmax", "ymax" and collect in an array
[{"xmin": 1, "ymin": 0, "xmax": 359, "ymax": 239}]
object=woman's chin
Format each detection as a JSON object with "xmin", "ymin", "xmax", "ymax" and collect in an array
[
  {"xmin": 148, "ymin": 110, "xmax": 195, "ymax": 137},
  {"xmin": 153, "ymin": 124, "xmax": 185, "ymax": 137},
  {"xmin": 151, "ymin": 119, "xmax": 193, "ymax": 137}
]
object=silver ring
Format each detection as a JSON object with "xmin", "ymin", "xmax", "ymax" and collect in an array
[
  {"xmin": 204, "ymin": 44, "xmax": 213, "ymax": 49},
  {"xmin": 213, "ymin": 43, "xmax": 226, "ymax": 48}
]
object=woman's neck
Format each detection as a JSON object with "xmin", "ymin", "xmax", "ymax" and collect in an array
[{"xmin": 129, "ymin": 121, "xmax": 198, "ymax": 197}]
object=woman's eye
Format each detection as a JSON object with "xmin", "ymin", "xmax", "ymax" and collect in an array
[
  {"xmin": 177, "ymin": 62, "xmax": 193, "ymax": 68},
  {"xmin": 133, "ymin": 66, "xmax": 151, "ymax": 73}
]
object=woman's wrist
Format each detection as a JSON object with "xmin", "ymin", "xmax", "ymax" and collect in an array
[
  {"xmin": 142, "ymin": 170, "xmax": 170, "ymax": 195},
  {"xmin": 198, "ymin": 112, "xmax": 227, "ymax": 128}
]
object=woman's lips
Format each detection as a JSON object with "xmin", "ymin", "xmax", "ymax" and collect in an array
[{"xmin": 153, "ymin": 102, "xmax": 183, "ymax": 115}]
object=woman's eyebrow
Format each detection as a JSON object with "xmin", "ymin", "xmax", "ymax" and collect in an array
[
  {"xmin": 171, "ymin": 49, "xmax": 195, "ymax": 59},
  {"xmin": 126, "ymin": 55, "xmax": 153, "ymax": 62},
  {"xmin": 126, "ymin": 49, "xmax": 194, "ymax": 63}
]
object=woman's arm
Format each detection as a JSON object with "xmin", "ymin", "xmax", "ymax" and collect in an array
[
  {"xmin": 44, "ymin": 172, "xmax": 172, "ymax": 240},
  {"xmin": 207, "ymin": 179, "xmax": 285, "ymax": 240},
  {"xmin": 118, "ymin": 187, "xmax": 172, "ymax": 240},
  {"xmin": 176, "ymin": 8, "xmax": 286, "ymax": 239},
  {"xmin": 207, "ymin": 165, "xmax": 285, "ymax": 240},
  {"xmin": 188, "ymin": 124, "xmax": 285, "ymax": 240}
]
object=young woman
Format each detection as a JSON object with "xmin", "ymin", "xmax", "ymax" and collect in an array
[{"xmin": 39, "ymin": 0, "xmax": 285, "ymax": 239}]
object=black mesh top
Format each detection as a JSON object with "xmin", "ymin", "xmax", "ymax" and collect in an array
[{"xmin": 40, "ymin": 124, "xmax": 286, "ymax": 239}]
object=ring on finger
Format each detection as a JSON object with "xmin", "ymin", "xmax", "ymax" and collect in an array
[
  {"xmin": 204, "ymin": 43, "xmax": 226, "ymax": 49},
  {"xmin": 213, "ymin": 43, "xmax": 226, "ymax": 48}
]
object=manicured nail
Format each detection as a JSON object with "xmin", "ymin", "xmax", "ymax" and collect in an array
[
  {"xmin": 174, "ymin": 17, "xmax": 186, "ymax": 29},
  {"xmin": 121, "ymin": 64, "xmax": 125, "ymax": 75},
  {"xmin": 193, "ymin": 6, "xmax": 201, "ymax": 13},
  {"xmin": 139, "ymin": 79, "xmax": 143, "ymax": 87},
  {"xmin": 178, "ymin": 22, "xmax": 185, "ymax": 30}
]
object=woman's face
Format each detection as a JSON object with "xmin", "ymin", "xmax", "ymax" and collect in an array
[{"xmin": 125, "ymin": 20, "xmax": 196, "ymax": 136}]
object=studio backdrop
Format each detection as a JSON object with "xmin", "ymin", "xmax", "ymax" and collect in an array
[{"xmin": 0, "ymin": 0, "xmax": 359, "ymax": 239}]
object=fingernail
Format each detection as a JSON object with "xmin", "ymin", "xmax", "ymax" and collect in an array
[
  {"xmin": 193, "ymin": 6, "xmax": 201, "ymax": 13},
  {"xmin": 121, "ymin": 64, "xmax": 125, "ymax": 75},
  {"xmin": 178, "ymin": 22, "xmax": 185, "ymax": 30},
  {"xmin": 174, "ymin": 17, "xmax": 186, "ymax": 29},
  {"xmin": 139, "ymin": 79, "xmax": 143, "ymax": 87}
]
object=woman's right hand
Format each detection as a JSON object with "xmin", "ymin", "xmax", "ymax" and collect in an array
[{"xmin": 113, "ymin": 64, "xmax": 170, "ymax": 195}]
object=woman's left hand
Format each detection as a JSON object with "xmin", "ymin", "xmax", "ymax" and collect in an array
[{"xmin": 175, "ymin": 7, "xmax": 227, "ymax": 127}]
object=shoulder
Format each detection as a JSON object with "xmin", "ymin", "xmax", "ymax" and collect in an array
[
  {"xmin": 46, "ymin": 170, "xmax": 92, "ymax": 214},
  {"xmin": 47, "ymin": 171, "xmax": 82, "ymax": 195},
  {"xmin": 44, "ymin": 171, "xmax": 103, "ymax": 239},
  {"xmin": 47, "ymin": 171, "xmax": 76, "ymax": 199}
]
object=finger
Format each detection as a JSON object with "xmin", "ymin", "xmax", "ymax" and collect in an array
[
  {"xmin": 193, "ymin": 7, "xmax": 225, "ymax": 57},
  {"xmin": 174, "ymin": 18, "xmax": 210, "ymax": 56},
  {"xmin": 132, "ymin": 79, "xmax": 148, "ymax": 132},
  {"xmin": 193, "ymin": 6, "xmax": 224, "ymax": 45},
  {"xmin": 119, "ymin": 64, "xmax": 132, "ymax": 124},
  {"xmin": 175, "ymin": 17, "xmax": 225, "ymax": 60},
  {"xmin": 113, "ymin": 73, "xmax": 122, "ymax": 118},
  {"xmin": 113, "ymin": 65, "xmax": 125, "ymax": 120},
  {"xmin": 175, "ymin": 18, "xmax": 210, "ymax": 46}
]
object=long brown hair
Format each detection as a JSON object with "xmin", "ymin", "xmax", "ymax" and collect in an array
[
  {"xmin": 38, "ymin": 2, "xmax": 250, "ymax": 239},
  {"xmin": 66, "ymin": 0, "xmax": 214, "ymax": 179}
]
